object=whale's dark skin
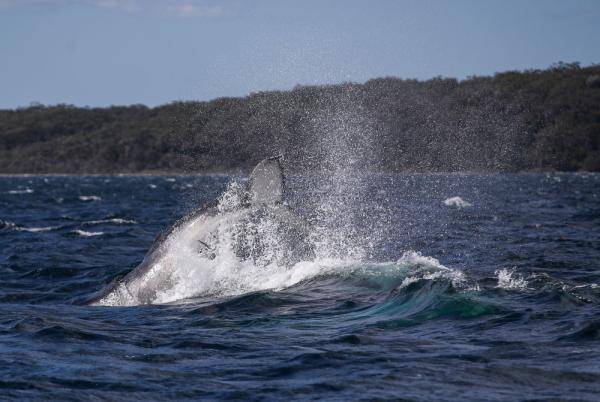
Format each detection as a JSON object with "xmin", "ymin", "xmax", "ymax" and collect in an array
[{"xmin": 87, "ymin": 156, "xmax": 313, "ymax": 306}]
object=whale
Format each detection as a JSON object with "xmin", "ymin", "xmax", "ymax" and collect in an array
[{"xmin": 88, "ymin": 156, "xmax": 314, "ymax": 306}]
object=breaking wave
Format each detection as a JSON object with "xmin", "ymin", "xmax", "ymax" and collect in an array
[
  {"xmin": 97, "ymin": 252, "xmax": 478, "ymax": 308},
  {"xmin": 166, "ymin": 253, "xmax": 470, "ymax": 305},
  {"xmin": 1, "ymin": 220, "xmax": 58, "ymax": 233},
  {"xmin": 91, "ymin": 176, "xmax": 598, "ymax": 311},
  {"xmin": 17, "ymin": 226, "xmax": 58, "ymax": 233},
  {"xmin": 73, "ymin": 229, "xmax": 104, "ymax": 237},
  {"xmin": 495, "ymin": 267, "xmax": 529, "ymax": 290},
  {"xmin": 79, "ymin": 195, "xmax": 102, "ymax": 202},
  {"xmin": 396, "ymin": 251, "xmax": 476, "ymax": 291},
  {"xmin": 83, "ymin": 218, "xmax": 137, "ymax": 225},
  {"xmin": 0, "ymin": 220, "xmax": 16, "ymax": 230},
  {"xmin": 95, "ymin": 182, "xmax": 480, "ymax": 307},
  {"xmin": 7, "ymin": 188, "xmax": 34, "ymax": 195}
]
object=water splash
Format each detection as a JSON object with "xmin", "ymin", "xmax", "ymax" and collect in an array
[
  {"xmin": 495, "ymin": 268, "xmax": 528, "ymax": 290},
  {"xmin": 94, "ymin": 176, "xmax": 480, "ymax": 306},
  {"xmin": 443, "ymin": 196, "xmax": 472, "ymax": 208},
  {"xmin": 396, "ymin": 251, "xmax": 475, "ymax": 291},
  {"xmin": 299, "ymin": 86, "xmax": 381, "ymax": 261}
]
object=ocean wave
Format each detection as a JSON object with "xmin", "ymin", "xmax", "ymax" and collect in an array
[
  {"xmin": 495, "ymin": 268, "xmax": 529, "ymax": 290},
  {"xmin": 1, "ymin": 220, "xmax": 58, "ymax": 233},
  {"xmin": 0, "ymin": 220, "xmax": 17, "ymax": 230},
  {"xmin": 83, "ymin": 218, "xmax": 137, "ymax": 225},
  {"xmin": 395, "ymin": 251, "xmax": 475, "ymax": 290},
  {"xmin": 525, "ymin": 273, "xmax": 600, "ymax": 304},
  {"xmin": 16, "ymin": 226, "xmax": 58, "ymax": 233},
  {"xmin": 97, "ymin": 251, "xmax": 478, "ymax": 307},
  {"xmin": 91, "ymin": 180, "xmax": 486, "ymax": 306},
  {"xmin": 7, "ymin": 188, "xmax": 34, "ymax": 195},
  {"xmin": 73, "ymin": 229, "xmax": 104, "ymax": 237},
  {"xmin": 443, "ymin": 196, "xmax": 472, "ymax": 208},
  {"xmin": 78, "ymin": 195, "xmax": 102, "ymax": 202}
]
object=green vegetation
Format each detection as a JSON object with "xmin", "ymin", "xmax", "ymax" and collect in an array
[{"xmin": 1, "ymin": 63, "xmax": 599, "ymax": 173}]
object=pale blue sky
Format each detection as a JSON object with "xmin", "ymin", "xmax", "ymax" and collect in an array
[{"xmin": 1, "ymin": 0, "xmax": 599, "ymax": 108}]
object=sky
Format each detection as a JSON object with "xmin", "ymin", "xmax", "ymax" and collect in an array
[{"xmin": 1, "ymin": 0, "xmax": 599, "ymax": 108}]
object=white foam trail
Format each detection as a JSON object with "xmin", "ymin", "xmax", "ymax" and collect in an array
[
  {"xmin": 73, "ymin": 229, "xmax": 104, "ymax": 237},
  {"xmin": 16, "ymin": 226, "xmax": 57, "ymax": 233},
  {"xmin": 84, "ymin": 218, "xmax": 136, "ymax": 225},
  {"xmin": 79, "ymin": 195, "xmax": 102, "ymax": 202},
  {"xmin": 2, "ymin": 220, "xmax": 57, "ymax": 232},
  {"xmin": 495, "ymin": 268, "xmax": 528, "ymax": 290},
  {"xmin": 1, "ymin": 220, "xmax": 17, "ymax": 229},
  {"xmin": 443, "ymin": 196, "xmax": 472, "ymax": 208},
  {"xmin": 7, "ymin": 189, "xmax": 34, "ymax": 195}
]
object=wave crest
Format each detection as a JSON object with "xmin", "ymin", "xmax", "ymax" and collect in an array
[{"xmin": 443, "ymin": 196, "xmax": 472, "ymax": 208}]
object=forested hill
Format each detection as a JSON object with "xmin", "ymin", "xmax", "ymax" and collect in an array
[{"xmin": 1, "ymin": 63, "xmax": 599, "ymax": 174}]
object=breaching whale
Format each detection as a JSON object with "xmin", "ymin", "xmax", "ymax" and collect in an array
[{"xmin": 88, "ymin": 156, "xmax": 314, "ymax": 306}]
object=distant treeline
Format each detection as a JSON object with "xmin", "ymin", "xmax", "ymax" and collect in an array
[{"xmin": 1, "ymin": 62, "xmax": 599, "ymax": 173}]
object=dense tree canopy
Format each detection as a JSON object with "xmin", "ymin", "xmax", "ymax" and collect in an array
[{"xmin": 1, "ymin": 63, "xmax": 599, "ymax": 173}]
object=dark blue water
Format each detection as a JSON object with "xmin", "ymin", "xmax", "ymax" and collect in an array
[{"xmin": 1, "ymin": 173, "xmax": 599, "ymax": 401}]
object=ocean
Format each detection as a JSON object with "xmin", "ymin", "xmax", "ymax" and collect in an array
[{"xmin": 1, "ymin": 173, "xmax": 599, "ymax": 401}]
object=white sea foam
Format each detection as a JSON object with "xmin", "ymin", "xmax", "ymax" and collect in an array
[
  {"xmin": 95, "ymin": 183, "xmax": 476, "ymax": 306},
  {"xmin": 7, "ymin": 188, "xmax": 34, "ymax": 195},
  {"xmin": 1, "ymin": 220, "xmax": 17, "ymax": 229},
  {"xmin": 16, "ymin": 226, "xmax": 57, "ymax": 233},
  {"xmin": 94, "ymin": 181, "xmax": 355, "ymax": 306},
  {"xmin": 154, "ymin": 249, "xmax": 477, "ymax": 305},
  {"xmin": 495, "ymin": 268, "xmax": 528, "ymax": 290},
  {"xmin": 1, "ymin": 220, "xmax": 57, "ymax": 232},
  {"xmin": 73, "ymin": 229, "xmax": 104, "ymax": 237},
  {"xmin": 396, "ymin": 251, "xmax": 474, "ymax": 290},
  {"xmin": 443, "ymin": 196, "xmax": 472, "ymax": 208},
  {"xmin": 79, "ymin": 195, "xmax": 102, "ymax": 202},
  {"xmin": 84, "ymin": 218, "xmax": 136, "ymax": 225},
  {"xmin": 149, "ymin": 184, "xmax": 157, "ymax": 189},
  {"xmin": 98, "ymin": 230, "xmax": 476, "ymax": 306}
]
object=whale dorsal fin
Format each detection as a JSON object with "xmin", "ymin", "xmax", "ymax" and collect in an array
[{"xmin": 248, "ymin": 156, "xmax": 284, "ymax": 205}]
